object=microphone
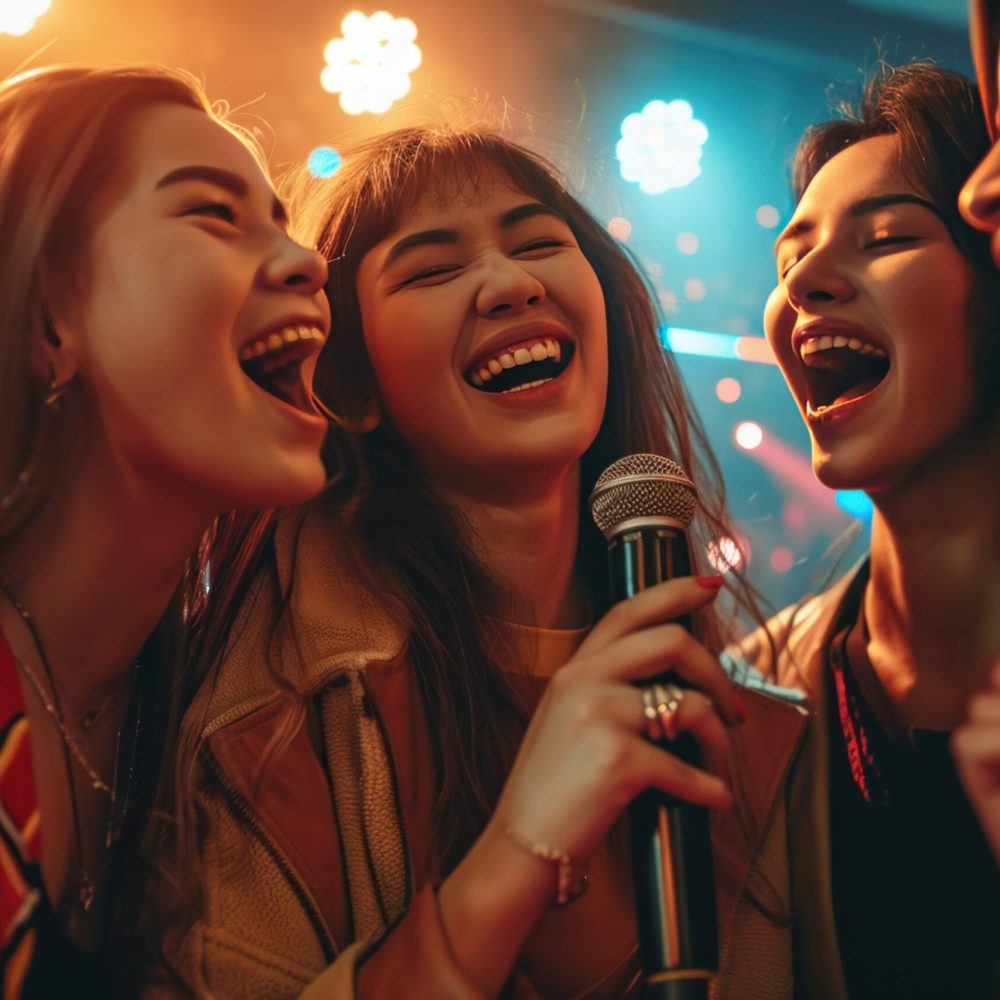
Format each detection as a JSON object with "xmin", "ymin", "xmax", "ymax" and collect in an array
[{"xmin": 589, "ymin": 453, "xmax": 717, "ymax": 1000}]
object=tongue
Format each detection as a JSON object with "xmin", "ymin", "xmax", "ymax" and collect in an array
[{"xmin": 833, "ymin": 376, "xmax": 882, "ymax": 406}]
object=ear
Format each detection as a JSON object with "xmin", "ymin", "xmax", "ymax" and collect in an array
[{"xmin": 28, "ymin": 313, "xmax": 79, "ymax": 391}]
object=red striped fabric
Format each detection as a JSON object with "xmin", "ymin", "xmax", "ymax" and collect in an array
[{"xmin": 0, "ymin": 627, "xmax": 40, "ymax": 998}]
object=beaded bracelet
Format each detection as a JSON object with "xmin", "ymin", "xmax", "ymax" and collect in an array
[{"xmin": 502, "ymin": 825, "xmax": 588, "ymax": 907}]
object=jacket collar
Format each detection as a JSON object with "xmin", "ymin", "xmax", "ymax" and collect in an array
[{"xmin": 197, "ymin": 503, "xmax": 409, "ymax": 739}]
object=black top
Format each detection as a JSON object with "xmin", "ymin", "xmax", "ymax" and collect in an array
[
  {"xmin": 826, "ymin": 565, "xmax": 1000, "ymax": 1000},
  {"xmin": 18, "ymin": 888, "xmax": 113, "ymax": 999}
]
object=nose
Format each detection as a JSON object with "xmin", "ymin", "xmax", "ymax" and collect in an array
[
  {"xmin": 261, "ymin": 233, "xmax": 329, "ymax": 296},
  {"xmin": 475, "ymin": 255, "xmax": 546, "ymax": 317},
  {"xmin": 959, "ymin": 143, "xmax": 1000, "ymax": 234},
  {"xmin": 783, "ymin": 244, "xmax": 855, "ymax": 310}
]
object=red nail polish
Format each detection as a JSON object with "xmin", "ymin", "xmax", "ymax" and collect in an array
[{"xmin": 695, "ymin": 575, "xmax": 724, "ymax": 588}]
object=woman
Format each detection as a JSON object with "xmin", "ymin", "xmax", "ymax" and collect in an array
[
  {"xmin": 720, "ymin": 63, "xmax": 1000, "ymax": 999},
  {"xmin": 144, "ymin": 125, "xmax": 755, "ymax": 998},
  {"xmin": 0, "ymin": 64, "xmax": 330, "ymax": 996},
  {"xmin": 953, "ymin": 0, "xmax": 1000, "ymax": 870}
]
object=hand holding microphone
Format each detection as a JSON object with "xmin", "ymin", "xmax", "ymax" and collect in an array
[{"xmin": 589, "ymin": 454, "xmax": 725, "ymax": 1000}]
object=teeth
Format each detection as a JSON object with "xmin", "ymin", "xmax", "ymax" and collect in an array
[
  {"xmin": 468, "ymin": 339, "xmax": 562, "ymax": 385},
  {"xmin": 501, "ymin": 378, "xmax": 553, "ymax": 394},
  {"xmin": 798, "ymin": 333, "xmax": 887, "ymax": 362},
  {"xmin": 240, "ymin": 325, "xmax": 325, "ymax": 362}
]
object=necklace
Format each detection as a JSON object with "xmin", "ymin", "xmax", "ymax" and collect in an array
[{"xmin": 0, "ymin": 578, "xmax": 144, "ymax": 912}]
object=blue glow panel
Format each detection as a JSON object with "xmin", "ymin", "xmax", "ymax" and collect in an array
[
  {"xmin": 835, "ymin": 490, "xmax": 874, "ymax": 523},
  {"xmin": 661, "ymin": 326, "xmax": 740, "ymax": 360},
  {"xmin": 308, "ymin": 146, "xmax": 342, "ymax": 178}
]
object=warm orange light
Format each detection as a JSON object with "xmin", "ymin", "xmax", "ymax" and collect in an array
[{"xmin": 0, "ymin": 0, "xmax": 51, "ymax": 36}]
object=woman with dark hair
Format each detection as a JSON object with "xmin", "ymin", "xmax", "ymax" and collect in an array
[
  {"xmin": 719, "ymin": 63, "xmax": 1000, "ymax": 998},
  {"xmin": 143, "ymin": 124, "xmax": 757, "ymax": 998},
  {"xmin": 0, "ymin": 65, "xmax": 330, "ymax": 996}
]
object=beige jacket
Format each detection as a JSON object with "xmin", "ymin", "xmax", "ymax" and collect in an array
[
  {"xmin": 148, "ymin": 505, "xmax": 482, "ymax": 999},
  {"xmin": 713, "ymin": 571, "xmax": 857, "ymax": 1000}
]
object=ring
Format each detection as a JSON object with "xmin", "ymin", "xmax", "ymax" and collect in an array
[
  {"xmin": 652, "ymin": 682, "xmax": 685, "ymax": 741},
  {"xmin": 641, "ymin": 686, "xmax": 664, "ymax": 741}
]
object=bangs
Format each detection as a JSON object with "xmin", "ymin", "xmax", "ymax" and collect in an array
[{"xmin": 319, "ymin": 129, "xmax": 573, "ymax": 268}]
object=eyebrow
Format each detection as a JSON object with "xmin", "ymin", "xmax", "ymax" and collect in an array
[
  {"xmin": 155, "ymin": 165, "xmax": 288, "ymax": 225},
  {"xmin": 380, "ymin": 201, "xmax": 566, "ymax": 272},
  {"xmin": 773, "ymin": 192, "xmax": 943, "ymax": 254}
]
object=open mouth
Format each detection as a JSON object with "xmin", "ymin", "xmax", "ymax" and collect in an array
[
  {"xmin": 239, "ymin": 325, "xmax": 326, "ymax": 411},
  {"xmin": 798, "ymin": 332, "xmax": 890, "ymax": 414},
  {"xmin": 466, "ymin": 337, "xmax": 574, "ymax": 394}
]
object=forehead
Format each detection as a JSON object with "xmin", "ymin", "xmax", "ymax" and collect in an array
[
  {"xmin": 391, "ymin": 163, "xmax": 537, "ymax": 234},
  {"xmin": 115, "ymin": 103, "xmax": 271, "ymax": 201},
  {"xmin": 792, "ymin": 134, "xmax": 919, "ymax": 220}
]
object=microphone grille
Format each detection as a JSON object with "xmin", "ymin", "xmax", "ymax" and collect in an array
[{"xmin": 589, "ymin": 453, "xmax": 698, "ymax": 539}]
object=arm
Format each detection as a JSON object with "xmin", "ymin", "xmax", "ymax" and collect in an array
[{"xmin": 356, "ymin": 576, "xmax": 743, "ymax": 998}]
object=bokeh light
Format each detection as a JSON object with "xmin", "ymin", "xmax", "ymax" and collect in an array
[
  {"xmin": 607, "ymin": 216, "xmax": 633, "ymax": 242},
  {"xmin": 782, "ymin": 500, "xmax": 808, "ymax": 533},
  {"xmin": 707, "ymin": 536, "xmax": 746, "ymax": 574},
  {"xmin": 684, "ymin": 277, "xmax": 706, "ymax": 301},
  {"xmin": 0, "ymin": 0, "xmax": 50, "ymax": 35},
  {"xmin": 676, "ymin": 231, "xmax": 699, "ymax": 255},
  {"xmin": 321, "ymin": 10, "xmax": 422, "ymax": 116},
  {"xmin": 307, "ymin": 146, "xmax": 342, "ymax": 178},
  {"xmin": 734, "ymin": 420, "xmax": 764, "ymax": 450},
  {"xmin": 617, "ymin": 99, "xmax": 708, "ymax": 195},
  {"xmin": 755, "ymin": 204, "xmax": 781, "ymax": 228},
  {"xmin": 715, "ymin": 377, "xmax": 742, "ymax": 403},
  {"xmin": 769, "ymin": 546, "xmax": 794, "ymax": 573}
]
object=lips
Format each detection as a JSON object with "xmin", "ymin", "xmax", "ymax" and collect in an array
[
  {"xmin": 239, "ymin": 323, "xmax": 326, "ymax": 411},
  {"xmin": 793, "ymin": 323, "xmax": 890, "ymax": 416},
  {"xmin": 465, "ymin": 333, "xmax": 574, "ymax": 395}
]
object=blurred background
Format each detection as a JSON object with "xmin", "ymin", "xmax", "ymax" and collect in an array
[{"xmin": 1, "ymin": 0, "xmax": 975, "ymax": 612}]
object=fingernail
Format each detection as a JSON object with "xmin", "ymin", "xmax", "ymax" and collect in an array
[{"xmin": 695, "ymin": 575, "xmax": 724, "ymax": 589}]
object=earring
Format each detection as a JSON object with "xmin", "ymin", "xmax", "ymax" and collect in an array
[{"xmin": 43, "ymin": 366, "xmax": 69, "ymax": 411}]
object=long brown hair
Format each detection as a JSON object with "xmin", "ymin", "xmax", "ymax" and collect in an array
[
  {"xmin": 287, "ymin": 125, "xmax": 761, "ymax": 869},
  {"xmin": 0, "ymin": 64, "xmax": 230, "ymax": 537}
]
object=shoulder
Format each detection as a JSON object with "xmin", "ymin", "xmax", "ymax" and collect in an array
[{"xmin": 193, "ymin": 502, "xmax": 410, "ymax": 737}]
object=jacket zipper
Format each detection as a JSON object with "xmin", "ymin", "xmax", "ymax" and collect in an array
[{"xmin": 205, "ymin": 750, "xmax": 338, "ymax": 963}]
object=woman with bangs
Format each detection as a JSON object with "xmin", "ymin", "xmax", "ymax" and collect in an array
[
  {"xmin": 719, "ymin": 63, "xmax": 1000, "ymax": 999},
  {"xmin": 0, "ymin": 65, "xmax": 331, "ymax": 997},
  {"xmin": 143, "ymin": 125, "xmax": 758, "ymax": 998}
]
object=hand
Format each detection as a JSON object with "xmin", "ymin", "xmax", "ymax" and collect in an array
[
  {"xmin": 953, "ymin": 660, "xmax": 1000, "ymax": 866},
  {"xmin": 492, "ymin": 574, "xmax": 742, "ymax": 870},
  {"xmin": 435, "ymin": 576, "xmax": 743, "ymax": 996}
]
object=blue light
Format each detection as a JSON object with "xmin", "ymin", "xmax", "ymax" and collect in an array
[
  {"xmin": 835, "ymin": 490, "xmax": 874, "ymax": 524},
  {"xmin": 617, "ymin": 99, "xmax": 708, "ymax": 195},
  {"xmin": 308, "ymin": 146, "xmax": 342, "ymax": 178},
  {"xmin": 661, "ymin": 326, "xmax": 740, "ymax": 360}
]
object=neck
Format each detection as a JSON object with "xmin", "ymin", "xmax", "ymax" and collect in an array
[
  {"xmin": 440, "ymin": 464, "xmax": 586, "ymax": 629},
  {"xmin": 863, "ymin": 431, "xmax": 1000, "ymax": 729},
  {"xmin": 0, "ymin": 445, "xmax": 216, "ymax": 706}
]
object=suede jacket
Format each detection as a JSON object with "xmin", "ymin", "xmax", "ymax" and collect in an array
[{"xmin": 146, "ymin": 506, "xmax": 482, "ymax": 999}]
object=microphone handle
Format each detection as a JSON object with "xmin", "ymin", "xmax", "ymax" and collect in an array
[{"xmin": 609, "ymin": 526, "xmax": 718, "ymax": 1000}]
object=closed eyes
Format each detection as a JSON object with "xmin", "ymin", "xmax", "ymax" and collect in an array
[{"xmin": 185, "ymin": 201, "xmax": 237, "ymax": 224}]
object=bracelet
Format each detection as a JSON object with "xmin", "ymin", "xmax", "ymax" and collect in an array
[{"xmin": 501, "ymin": 825, "xmax": 588, "ymax": 907}]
